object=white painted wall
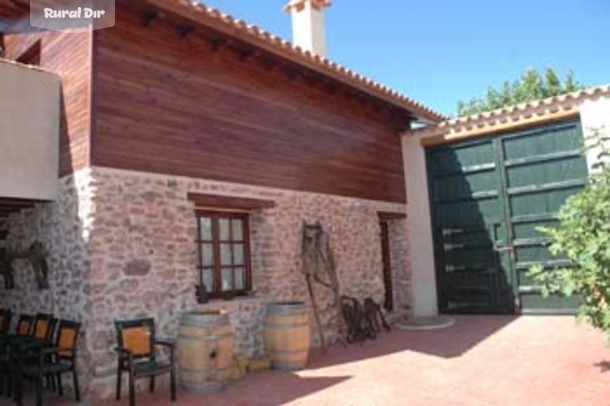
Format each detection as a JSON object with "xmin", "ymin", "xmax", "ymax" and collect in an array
[
  {"xmin": 0, "ymin": 59, "xmax": 60, "ymax": 200},
  {"xmin": 285, "ymin": 0, "xmax": 329, "ymax": 57},
  {"xmin": 579, "ymin": 96, "xmax": 610, "ymax": 173},
  {"xmin": 401, "ymin": 133, "xmax": 439, "ymax": 317}
]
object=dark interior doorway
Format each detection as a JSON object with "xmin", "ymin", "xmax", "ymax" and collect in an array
[{"xmin": 380, "ymin": 220, "xmax": 393, "ymax": 311}]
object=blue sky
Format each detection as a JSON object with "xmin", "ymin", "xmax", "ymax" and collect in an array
[{"xmin": 203, "ymin": 0, "xmax": 609, "ymax": 117}]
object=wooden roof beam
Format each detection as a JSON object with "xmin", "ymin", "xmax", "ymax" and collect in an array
[
  {"xmin": 176, "ymin": 24, "xmax": 195, "ymax": 40},
  {"xmin": 209, "ymin": 37, "xmax": 228, "ymax": 52},
  {"xmin": 141, "ymin": 9, "xmax": 159, "ymax": 27}
]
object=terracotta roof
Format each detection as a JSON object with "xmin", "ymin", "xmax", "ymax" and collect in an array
[
  {"xmin": 145, "ymin": 0, "xmax": 445, "ymax": 123},
  {"xmin": 409, "ymin": 85, "xmax": 610, "ymax": 143}
]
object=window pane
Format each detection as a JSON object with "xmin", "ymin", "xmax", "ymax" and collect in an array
[
  {"xmin": 232, "ymin": 219, "xmax": 243, "ymax": 240},
  {"xmin": 233, "ymin": 244, "xmax": 244, "ymax": 266},
  {"xmin": 219, "ymin": 219, "xmax": 230, "ymax": 241},
  {"xmin": 221, "ymin": 268, "xmax": 233, "ymax": 291},
  {"xmin": 203, "ymin": 269, "xmax": 214, "ymax": 293},
  {"xmin": 202, "ymin": 244, "xmax": 213, "ymax": 266},
  {"xmin": 235, "ymin": 267, "xmax": 245, "ymax": 290},
  {"xmin": 199, "ymin": 217, "xmax": 212, "ymax": 241},
  {"xmin": 220, "ymin": 244, "xmax": 232, "ymax": 266}
]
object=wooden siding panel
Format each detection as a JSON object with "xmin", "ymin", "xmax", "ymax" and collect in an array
[
  {"xmin": 4, "ymin": 31, "xmax": 92, "ymax": 176},
  {"xmin": 94, "ymin": 10, "xmax": 406, "ymax": 202}
]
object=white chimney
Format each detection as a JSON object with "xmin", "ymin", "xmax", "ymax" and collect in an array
[{"xmin": 284, "ymin": 0, "xmax": 331, "ymax": 57}]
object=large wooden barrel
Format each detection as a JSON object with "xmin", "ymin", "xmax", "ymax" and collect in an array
[
  {"xmin": 264, "ymin": 301, "xmax": 310, "ymax": 371},
  {"xmin": 177, "ymin": 311, "xmax": 233, "ymax": 393}
]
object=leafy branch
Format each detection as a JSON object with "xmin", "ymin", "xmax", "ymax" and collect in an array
[{"xmin": 527, "ymin": 127, "xmax": 610, "ymax": 338}]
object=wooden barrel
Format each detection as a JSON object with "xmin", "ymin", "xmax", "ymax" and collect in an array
[
  {"xmin": 264, "ymin": 301, "xmax": 310, "ymax": 371},
  {"xmin": 176, "ymin": 311, "xmax": 233, "ymax": 393}
]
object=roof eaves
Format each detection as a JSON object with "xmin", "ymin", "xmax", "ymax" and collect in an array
[
  {"xmin": 408, "ymin": 85, "xmax": 610, "ymax": 139},
  {"xmin": 146, "ymin": 0, "xmax": 446, "ymax": 123}
]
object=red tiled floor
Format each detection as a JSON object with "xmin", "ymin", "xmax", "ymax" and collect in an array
[{"xmin": 18, "ymin": 316, "xmax": 610, "ymax": 405}]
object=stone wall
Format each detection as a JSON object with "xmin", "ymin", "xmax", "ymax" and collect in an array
[
  {"xmin": 387, "ymin": 218, "xmax": 411, "ymax": 313},
  {"xmin": 1, "ymin": 166, "xmax": 412, "ymax": 399}
]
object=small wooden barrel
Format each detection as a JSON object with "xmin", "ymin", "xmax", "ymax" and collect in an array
[
  {"xmin": 264, "ymin": 301, "xmax": 310, "ymax": 371},
  {"xmin": 177, "ymin": 311, "xmax": 234, "ymax": 393}
]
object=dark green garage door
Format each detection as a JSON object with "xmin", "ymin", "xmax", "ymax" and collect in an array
[{"xmin": 426, "ymin": 119, "xmax": 588, "ymax": 314}]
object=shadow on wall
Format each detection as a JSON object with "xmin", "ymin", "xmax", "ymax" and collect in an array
[{"xmin": 426, "ymin": 138, "xmax": 514, "ymax": 316}]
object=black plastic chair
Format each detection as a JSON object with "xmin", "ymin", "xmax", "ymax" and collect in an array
[
  {"xmin": 0, "ymin": 310, "xmax": 12, "ymax": 336},
  {"xmin": 31, "ymin": 313, "xmax": 55, "ymax": 343},
  {"xmin": 15, "ymin": 314, "xmax": 35, "ymax": 337},
  {"xmin": 1, "ymin": 314, "xmax": 36, "ymax": 398},
  {"xmin": 114, "ymin": 318, "xmax": 176, "ymax": 406},
  {"xmin": 0, "ymin": 309, "xmax": 12, "ymax": 396},
  {"xmin": 17, "ymin": 319, "xmax": 81, "ymax": 406}
]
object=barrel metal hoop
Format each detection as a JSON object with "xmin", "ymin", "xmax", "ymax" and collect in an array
[
  {"xmin": 266, "ymin": 308, "xmax": 307, "ymax": 315},
  {"xmin": 180, "ymin": 319, "xmax": 229, "ymax": 328},
  {"xmin": 180, "ymin": 365, "xmax": 232, "ymax": 373},
  {"xmin": 268, "ymin": 348, "xmax": 309, "ymax": 355},
  {"xmin": 177, "ymin": 333, "xmax": 233, "ymax": 341},
  {"xmin": 264, "ymin": 322, "xmax": 308, "ymax": 329}
]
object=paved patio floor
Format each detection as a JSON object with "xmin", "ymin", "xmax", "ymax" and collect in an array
[{"xmin": 14, "ymin": 316, "xmax": 610, "ymax": 405}]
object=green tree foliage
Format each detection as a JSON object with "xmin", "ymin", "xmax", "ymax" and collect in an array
[
  {"xmin": 457, "ymin": 68, "xmax": 585, "ymax": 117},
  {"xmin": 528, "ymin": 128, "xmax": 610, "ymax": 339}
]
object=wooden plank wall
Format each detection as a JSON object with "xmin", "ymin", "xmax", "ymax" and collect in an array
[
  {"xmin": 4, "ymin": 31, "xmax": 92, "ymax": 176},
  {"xmin": 93, "ymin": 8, "xmax": 407, "ymax": 203}
]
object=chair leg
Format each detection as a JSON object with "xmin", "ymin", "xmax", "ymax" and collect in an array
[
  {"xmin": 35, "ymin": 374, "xmax": 43, "ymax": 406},
  {"xmin": 51, "ymin": 372, "xmax": 57, "ymax": 391},
  {"xmin": 149, "ymin": 376, "xmax": 155, "ymax": 393},
  {"xmin": 116, "ymin": 365, "xmax": 122, "ymax": 400},
  {"xmin": 73, "ymin": 368, "xmax": 80, "ymax": 402},
  {"xmin": 170, "ymin": 369, "xmax": 176, "ymax": 402},
  {"xmin": 11, "ymin": 374, "xmax": 18, "ymax": 405},
  {"xmin": 6, "ymin": 374, "xmax": 12, "ymax": 398},
  {"xmin": 57, "ymin": 373, "xmax": 63, "ymax": 396},
  {"xmin": 128, "ymin": 372, "xmax": 135, "ymax": 406}
]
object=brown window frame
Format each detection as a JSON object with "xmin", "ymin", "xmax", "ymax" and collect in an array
[{"xmin": 195, "ymin": 210, "xmax": 252, "ymax": 299}]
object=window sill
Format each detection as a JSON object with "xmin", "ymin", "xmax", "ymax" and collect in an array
[{"xmin": 194, "ymin": 296, "xmax": 268, "ymax": 313}]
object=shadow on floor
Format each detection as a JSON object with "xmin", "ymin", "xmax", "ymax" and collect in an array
[
  {"xmin": 309, "ymin": 315, "xmax": 518, "ymax": 369},
  {"xmin": 105, "ymin": 374, "xmax": 351, "ymax": 406},
  {"xmin": 76, "ymin": 316, "xmax": 519, "ymax": 405},
  {"xmin": 594, "ymin": 360, "xmax": 610, "ymax": 373}
]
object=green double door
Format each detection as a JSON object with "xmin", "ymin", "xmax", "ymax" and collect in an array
[{"xmin": 426, "ymin": 119, "xmax": 588, "ymax": 314}]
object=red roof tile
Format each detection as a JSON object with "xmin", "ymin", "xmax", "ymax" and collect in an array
[{"xmin": 409, "ymin": 85, "xmax": 610, "ymax": 140}]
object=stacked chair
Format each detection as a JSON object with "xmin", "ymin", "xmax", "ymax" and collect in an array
[
  {"xmin": 0, "ymin": 310, "xmax": 81, "ymax": 406},
  {"xmin": 18, "ymin": 319, "xmax": 81, "ymax": 406},
  {"xmin": 0, "ymin": 309, "xmax": 13, "ymax": 396}
]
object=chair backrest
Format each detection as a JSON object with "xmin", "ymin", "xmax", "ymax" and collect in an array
[
  {"xmin": 33, "ymin": 313, "xmax": 55, "ymax": 341},
  {"xmin": 56, "ymin": 319, "xmax": 81, "ymax": 359},
  {"xmin": 114, "ymin": 318, "xmax": 155, "ymax": 360},
  {"xmin": 16, "ymin": 314, "xmax": 35, "ymax": 336},
  {"xmin": 0, "ymin": 309, "xmax": 12, "ymax": 335}
]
